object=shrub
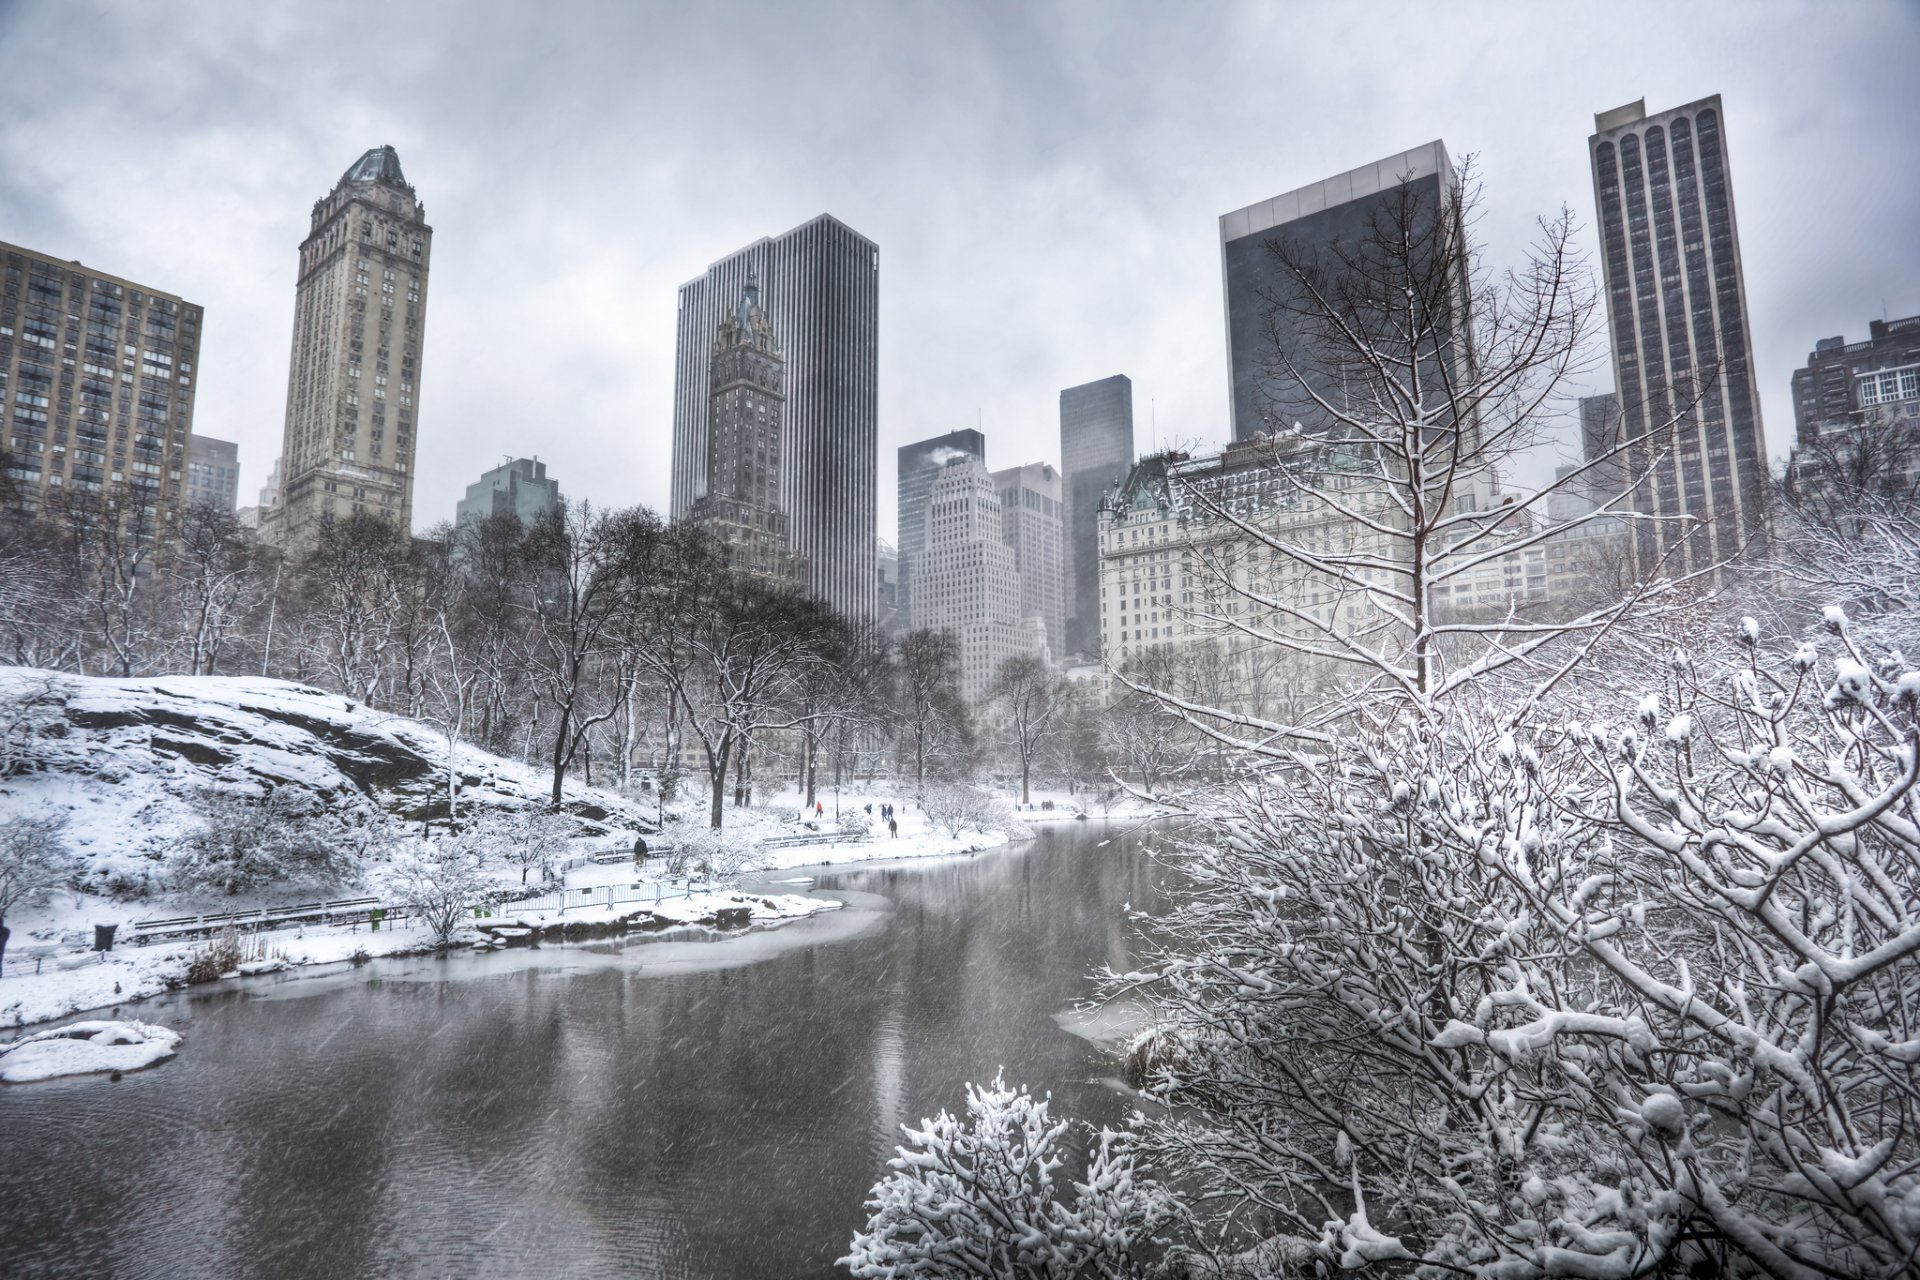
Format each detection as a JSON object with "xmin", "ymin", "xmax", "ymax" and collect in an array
[
  {"xmin": 921, "ymin": 784, "xmax": 1009, "ymax": 837},
  {"xmin": 170, "ymin": 788, "xmax": 385, "ymax": 896},
  {"xmin": 843, "ymin": 1071, "xmax": 1173, "ymax": 1278},
  {"xmin": 185, "ymin": 929, "xmax": 244, "ymax": 984}
]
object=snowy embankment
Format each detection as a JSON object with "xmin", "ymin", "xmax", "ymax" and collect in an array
[{"xmin": 0, "ymin": 670, "xmax": 1029, "ymax": 1033}]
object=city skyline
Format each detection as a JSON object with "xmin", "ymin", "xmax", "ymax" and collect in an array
[{"xmin": 1, "ymin": 3, "xmax": 1915, "ymax": 543}]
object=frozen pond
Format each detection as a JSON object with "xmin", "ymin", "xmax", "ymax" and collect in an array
[{"xmin": 0, "ymin": 822, "xmax": 1169, "ymax": 1278}]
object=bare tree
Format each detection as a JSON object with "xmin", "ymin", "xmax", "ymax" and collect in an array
[
  {"xmin": 986, "ymin": 654, "xmax": 1067, "ymax": 806},
  {"xmin": 517, "ymin": 501, "xmax": 666, "ymax": 807},
  {"xmin": 297, "ymin": 512, "xmax": 410, "ymax": 705},
  {"xmin": 893, "ymin": 629, "xmax": 974, "ymax": 801},
  {"xmin": 1132, "ymin": 166, "xmax": 1695, "ymax": 757},
  {"xmin": 168, "ymin": 502, "xmax": 257, "ymax": 675}
]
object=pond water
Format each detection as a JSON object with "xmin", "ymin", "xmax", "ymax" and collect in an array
[{"xmin": 0, "ymin": 822, "xmax": 1171, "ymax": 1278}]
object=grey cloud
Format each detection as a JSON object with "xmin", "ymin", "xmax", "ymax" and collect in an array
[{"xmin": 1, "ymin": 0, "xmax": 1914, "ymax": 534}]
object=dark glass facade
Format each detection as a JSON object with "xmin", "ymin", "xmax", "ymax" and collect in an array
[
  {"xmin": 895, "ymin": 428, "xmax": 985, "ymax": 633},
  {"xmin": 1059, "ymin": 374, "xmax": 1134, "ymax": 657},
  {"xmin": 1218, "ymin": 143, "xmax": 1456, "ymax": 443},
  {"xmin": 671, "ymin": 215, "xmax": 878, "ymax": 620},
  {"xmin": 1590, "ymin": 96, "xmax": 1765, "ymax": 574}
]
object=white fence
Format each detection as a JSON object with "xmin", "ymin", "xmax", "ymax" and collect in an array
[{"xmin": 491, "ymin": 878, "xmax": 704, "ymax": 917}]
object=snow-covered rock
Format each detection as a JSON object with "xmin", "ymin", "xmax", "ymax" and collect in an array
[
  {"xmin": 0, "ymin": 1019, "xmax": 180, "ymax": 1083},
  {"xmin": 0, "ymin": 666, "xmax": 653, "ymax": 887}
]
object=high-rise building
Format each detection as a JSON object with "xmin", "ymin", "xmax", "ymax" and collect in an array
[
  {"xmin": 1791, "ymin": 316, "xmax": 1920, "ymax": 444},
  {"xmin": 1589, "ymin": 96, "xmax": 1766, "ymax": 573},
  {"xmin": 1059, "ymin": 375, "xmax": 1134, "ymax": 658},
  {"xmin": 1218, "ymin": 141, "xmax": 1459, "ymax": 443},
  {"xmin": 896, "ymin": 428, "xmax": 986, "ymax": 633},
  {"xmin": 687, "ymin": 273, "xmax": 805, "ymax": 586},
  {"xmin": 185, "ymin": 435, "xmax": 240, "ymax": 512},
  {"xmin": 671, "ymin": 214, "xmax": 877, "ymax": 619},
  {"xmin": 1785, "ymin": 315, "xmax": 1920, "ymax": 507},
  {"xmin": 455, "ymin": 457, "xmax": 561, "ymax": 528},
  {"xmin": 992, "ymin": 461, "xmax": 1066, "ymax": 662},
  {"xmin": 260, "ymin": 145, "xmax": 432, "ymax": 550},
  {"xmin": 0, "ymin": 241, "xmax": 202, "ymax": 522},
  {"xmin": 1578, "ymin": 392, "xmax": 1626, "ymax": 501},
  {"xmin": 914, "ymin": 456, "xmax": 1040, "ymax": 702},
  {"xmin": 875, "ymin": 538, "xmax": 900, "ymax": 641}
]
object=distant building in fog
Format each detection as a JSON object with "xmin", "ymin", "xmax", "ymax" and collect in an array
[
  {"xmin": 186, "ymin": 435, "xmax": 240, "ymax": 512},
  {"xmin": 896, "ymin": 428, "xmax": 986, "ymax": 632},
  {"xmin": 991, "ymin": 461, "xmax": 1065, "ymax": 662},
  {"xmin": 456, "ymin": 457, "xmax": 561, "ymax": 528},
  {"xmin": 913, "ymin": 455, "xmax": 1040, "ymax": 701},
  {"xmin": 1059, "ymin": 375, "xmax": 1133, "ymax": 658}
]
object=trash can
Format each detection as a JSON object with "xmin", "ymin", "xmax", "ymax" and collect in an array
[{"xmin": 93, "ymin": 923, "xmax": 119, "ymax": 952}]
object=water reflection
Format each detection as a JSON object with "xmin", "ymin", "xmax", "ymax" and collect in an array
[{"xmin": 0, "ymin": 824, "xmax": 1168, "ymax": 1279}]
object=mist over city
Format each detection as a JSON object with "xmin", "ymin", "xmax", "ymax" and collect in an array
[{"xmin": 2, "ymin": 2, "xmax": 1918, "ymax": 1277}]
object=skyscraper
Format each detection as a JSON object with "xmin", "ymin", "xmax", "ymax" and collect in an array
[
  {"xmin": 1218, "ymin": 141, "xmax": 1457, "ymax": 442},
  {"xmin": 0, "ymin": 241, "xmax": 203, "ymax": 523},
  {"xmin": 1059, "ymin": 375, "xmax": 1134, "ymax": 657},
  {"xmin": 261, "ymin": 145, "xmax": 432, "ymax": 550},
  {"xmin": 455, "ymin": 457, "xmax": 561, "ymax": 528},
  {"xmin": 687, "ymin": 273, "xmax": 804, "ymax": 586},
  {"xmin": 992, "ymin": 461, "xmax": 1066, "ymax": 662},
  {"xmin": 896, "ymin": 428, "xmax": 986, "ymax": 633},
  {"xmin": 185, "ymin": 435, "xmax": 240, "ymax": 512},
  {"xmin": 913, "ymin": 455, "xmax": 1040, "ymax": 702},
  {"xmin": 671, "ymin": 214, "xmax": 877, "ymax": 619},
  {"xmin": 1589, "ymin": 95, "xmax": 1766, "ymax": 573}
]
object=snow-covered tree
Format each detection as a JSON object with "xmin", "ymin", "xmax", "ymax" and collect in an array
[
  {"xmin": 482, "ymin": 806, "xmax": 574, "ymax": 886},
  {"xmin": 842, "ymin": 1071, "xmax": 1173, "ymax": 1279},
  {"xmin": 1105, "ymin": 607, "xmax": 1920, "ymax": 1275},
  {"xmin": 921, "ymin": 784, "xmax": 1007, "ymax": 839},
  {"xmin": 171, "ymin": 789, "xmax": 375, "ymax": 896},
  {"xmin": 0, "ymin": 807, "xmax": 72, "ymax": 974},
  {"xmin": 389, "ymin": 830, "xmax": 494, "ymax": 947}
]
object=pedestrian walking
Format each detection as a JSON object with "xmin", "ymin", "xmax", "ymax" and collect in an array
[
  {"xmin": 815, "ymin": 800, "xmax": 824, "ymax": 818},
  {"xmin": 888, "ymin": 817, "xmax": 898, "ymax": 839}
]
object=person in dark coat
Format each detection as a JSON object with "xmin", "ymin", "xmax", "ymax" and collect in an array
[
  {"xmin": 633, "ymin": 835, "xmax": 649, "ymax": 866},
  {"xmin": 888, "ymin": 817, "xmax": 898, "ymax": 839}
]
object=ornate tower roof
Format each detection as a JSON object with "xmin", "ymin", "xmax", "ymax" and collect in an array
[
  {"xmin": 341, "ymin": 145, "xmax": 408, "ymax": 187},
  {"xmin": 735, "ymin": 269, "xmax": 760, "ymax": 331}
]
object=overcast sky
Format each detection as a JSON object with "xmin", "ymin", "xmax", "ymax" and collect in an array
[{"xmin": 2, "ymin": 0, "xmax": 1915, "ymax": 538}]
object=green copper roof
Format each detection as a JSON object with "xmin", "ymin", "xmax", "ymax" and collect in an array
[{"xmin": 341, "ymin": 145, "xmax": 407, "ymax": 187}]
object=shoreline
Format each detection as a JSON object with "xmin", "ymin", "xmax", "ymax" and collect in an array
[{"xmin": 0, "ymin": 824, "xmax": 1016, "ymax": 1036}]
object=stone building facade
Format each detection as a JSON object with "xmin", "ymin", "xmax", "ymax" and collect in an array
[
  {"xmin": 261, "ymin": 145, "xmax": 431, "ymax": 550},
  {"xmin": 688, "ymin": 274, "xmax": 805, "ymax": 586}
]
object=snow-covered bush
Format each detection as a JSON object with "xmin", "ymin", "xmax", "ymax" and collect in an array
[
  {"xmin": 0, "ymin": 807, "xmax": 74, "ymax": 972},
  {"xmin": 665, "ymin": 826, "xmax": 750, "ymax": 879},
  {"xmin": 839, "ymin": 808, "xmax": 873, "ymax": 839},
  {"xmin": 169, "ymin": 788, "xmax": 383, "ymax": 896},
  {"xmin": 921, "ymin": 784, "xmax": 1008, "ymax": 838},
  {"xmin": 389, "ymin": 834, "xmax": 493, "ymax": 947},
  {"xmin": 842, "ymin": 1071, "xmax": 1174, "ymax": 1279},
  {"xmin": 473, "ymin": 806, "xmax": 573, "ymax": 885},
  {"xmin": 1106, "ymin": 611, "xmax": 1920, "ymax": 1276}
]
